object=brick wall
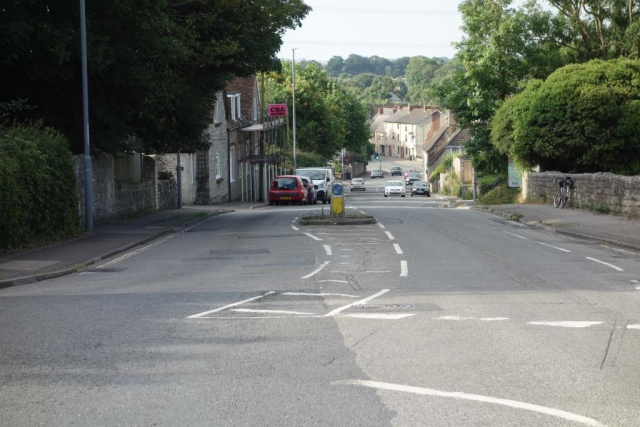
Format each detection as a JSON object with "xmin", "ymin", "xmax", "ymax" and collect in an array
[{"xmin": 522, "ymin": 172, "xmax": 640, "ymax": 216}]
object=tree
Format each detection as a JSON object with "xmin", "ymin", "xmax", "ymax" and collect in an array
[
  {"xmin": 391, "ymin": 57, "xmax": 411, "ymax": 77},
  {"xmin": 405, "ymin": 56, "xmax": 445, "ymax": 103},
  {"xmin": 343, "ymin": 54, "xmax": 373, "ymax": 75},
  {"xmin": 326, "ymin": 56, "xmax": 344, "ymax": 77},
  {"xmin": 491, "ymin": 59, "xmax": 640, "ymax": 174},
  {"xmin": 0, "ymin": 0, "xmax": 310, "ymax": 154}
]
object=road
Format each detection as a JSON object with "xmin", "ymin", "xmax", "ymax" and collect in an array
[{"xmin": 1, "ymin": 157, "xmax": 639, "ymax": 426}]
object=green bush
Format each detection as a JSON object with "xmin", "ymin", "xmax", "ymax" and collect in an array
[
  {"xmin": 0, "ymin": 124, "xmax": 79, "ymax": 252},
  {"xmin": 477, "ymin": 184, "xmax": 519, "ymax": 205},
  {"xmin": 296, "ymin": 151, "xmax": 328, "ymax": 168},
  {"xmin": 478, "ymin": 174, "xmax": 505, "ymax": 195}
]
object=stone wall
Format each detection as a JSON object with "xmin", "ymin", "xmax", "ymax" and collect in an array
[
  {"xmin": 522, "ymin": 172, "xmax": 640, "ymax": 216},
  {"xmin": 352, "ymin": 162, "xmax": 367, "ymax": 177},
  {"xmin": 157, "ymin": 179, "xmax": 178, "ymax": 210}
]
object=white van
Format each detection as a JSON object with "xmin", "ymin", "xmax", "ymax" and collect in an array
[{"xmin": 295, "ymin": 168, "xmax": 334, "ymax": 204}]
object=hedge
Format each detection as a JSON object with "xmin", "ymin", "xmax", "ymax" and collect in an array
[{"xmin": 0, "ymin": 124, "xmax": 79, "ymax": 252}]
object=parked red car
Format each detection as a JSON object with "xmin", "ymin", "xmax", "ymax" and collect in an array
[{"xmin": 269, "ymin": 175, "xmax": 306, "ymax": 206}]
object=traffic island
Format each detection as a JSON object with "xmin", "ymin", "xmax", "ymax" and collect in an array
[{"xmin": 300, "ymin": 214, "xmax": 376, "ymax": 226}]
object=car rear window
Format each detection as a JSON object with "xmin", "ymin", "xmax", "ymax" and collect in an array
[
  {"xmin": 414, "ymin": 182, "xmax": 427, "ymax": 187},
  {"xmin": 275, "ymin": 178, "xmax": 298, "ymax": 189}
]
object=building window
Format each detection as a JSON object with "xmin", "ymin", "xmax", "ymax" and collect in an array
[
  {"xmin": 230, "ymin": 147, "xmax": 235, "ymax": 183},
  {"xmin": 252, "ymin": 96, "xmax": 258, "ymax": 121},
  {"xmin": 214, "ymin": 96, "xmax": 223, "ymax": 124},
  {"xmin": 215, "ymin": 152, "xmax": 221, "ymax": 179},
  {"xmin": 228, "ymin": 93, "xmax": 240, "ymax": 120},
  {"xmin": 236, "ymin": 95, "xmax": 242, "ymax": 119}
]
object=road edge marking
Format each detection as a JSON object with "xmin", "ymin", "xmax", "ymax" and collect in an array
[
  {"xmin": 586, "ymin": 257, "xmax": 625, "ymax": 272},
  {"xmin": 301, "ymin": 261, "xmax": 330, "ymax": 279},
  {"xmin": 188, "ymin": 291, "xmax": 275, "ymax": 319},
  {"xmin": 324, "ymin": 289, "xmax": 390, "ymax": 317}
]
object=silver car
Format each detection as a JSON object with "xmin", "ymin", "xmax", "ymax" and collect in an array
[
  {"xmin": 371, "ymin": 169, "xmax": 384, "ymax": 179},
  {"xmin": 384, "ymin": 180, "xmax": 406, "ymax": 197},
  {"xmin": 350, "ymin": 178, "xmax": 366, "ymax": 191}
]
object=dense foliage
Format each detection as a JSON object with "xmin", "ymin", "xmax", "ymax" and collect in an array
[
  {"xmin": 325, "ymin": 55, "xmax": 412, "ymax": 77},
  {"xmin": 0, "ymin": 0, "xmax": 310, "ymax": 154},
  {"xmin": 0, "ymin": 124, "xmax": 79, "ymax": 252},
  {"xmin": 491, "ymin": 59, "xmax": 640, "ymax": 174}
]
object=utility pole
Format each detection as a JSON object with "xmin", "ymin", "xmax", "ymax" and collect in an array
[
  {"xmin": 176, "ymin": 150, "xmax": 182, "ymax": 209},
  {"xmin": 341, "ymin": 148, "xmax": 344, "ymax": 181},
  {"xmin": 292, "ymin": 48, "xmax": 298, "ymax": 171},
  {"xmin": 79, "ymin": 0, "xmax": 94, "ymax": 231}
]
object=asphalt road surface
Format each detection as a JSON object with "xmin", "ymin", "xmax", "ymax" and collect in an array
[{"xmin": 2, "ymin": 158, "xmax": 639, "ymax": 426}]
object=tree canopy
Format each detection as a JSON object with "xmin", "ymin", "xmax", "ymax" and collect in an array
[{"xmin": 0, "ymin": 0, "xmax": 310, "ymax": 154}]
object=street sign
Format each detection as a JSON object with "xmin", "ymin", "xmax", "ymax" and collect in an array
[
  {"xmin": 331, "ymin": 183, "xmax": 345, "ymax": 217},
  {"xmin": 267, "ymin": 104, "xmax": 288, "ymax": 116}
]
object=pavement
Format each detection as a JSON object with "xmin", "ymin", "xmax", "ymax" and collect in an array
[
  {"xmin": 478, "ymin": 203, "xmax": 640, "ymax": 252},
  {"xmin": 0, "ymin": 202, "xmax": 265, "ymax": 287}
]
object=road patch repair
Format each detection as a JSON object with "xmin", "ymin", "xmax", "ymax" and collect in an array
[{"xmin": 186, "ymin": 289, "xmax": 415, "ymax": 320}]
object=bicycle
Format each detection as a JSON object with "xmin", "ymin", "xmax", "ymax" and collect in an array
[{"xmin": 553, "ymin": 176, "xmax": 573, "ymax": 208}]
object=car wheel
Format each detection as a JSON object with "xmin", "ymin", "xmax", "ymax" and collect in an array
[
  {"xmin": 384, "ymin": 194, "xmax": 388, "ymax": 197},
  {"xmin": 411, "ymin": 194, "xmax": 414, "ymax": 197},
  {"xmin": 427, "ymin": 193, "xmax": 431, "ymax": 197},
  {"xmin": 402, "ymin": 194, "xmax": 406, "ymax": 197}
]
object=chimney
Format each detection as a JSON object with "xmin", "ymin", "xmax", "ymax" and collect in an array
[{"xmin": 448, "ymin": 110, "xmax": 458, "ymax": 132}]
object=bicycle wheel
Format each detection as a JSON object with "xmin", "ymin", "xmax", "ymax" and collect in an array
[
  {"xmin": 560, "ymin": 186, "xmax": 569, "ymax": 208},
  {"xmin": 553, "ymin": 187, "xmax": 562, "ymax": 208}
]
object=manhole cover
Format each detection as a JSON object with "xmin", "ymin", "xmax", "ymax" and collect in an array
[{"xmin": 352, "ymin": 304, "xmax": 414, "ymax": 310}]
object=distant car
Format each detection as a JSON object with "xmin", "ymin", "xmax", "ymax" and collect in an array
[
  {"xmin": 391, "ymin": 167, "xmax": 403, "ymax": 176},
  {"xmin": 405, "ymin": 173, "xmax": 421, "ymax": 186},
  {"xmin": 411, "ymin": 181, "xmax": 431, "ymax": 197},
  {"xmin": 350, "ymin": 178, "xmax": 366, "ymax": 191},
  {"xmin": 269, "ymin": 175, "xmax": 306, "ymax": 206},
  {"xmin": 384, "ymin": 180, "xmax": 405, "ymax": 197},
  {"xmin": 403, "ymin": 169, "xmax": 418, "ymax": 179},
  {"xmin": 300, "ymin": 176, "xmax": 318, "ymax": 205},
  {"xmin": 295, "ymin": 168, "xmax": 334, "ymax": 204},
  {"xmin": 371, "ymin": 169, "xmax": 384, "ymax": 179}
]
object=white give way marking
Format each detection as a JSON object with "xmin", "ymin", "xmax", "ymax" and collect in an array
[
  {"xmin": 527, "ymin": 321, "xmax": 604, "ymax": 328},
  {"xmin": 336, "ymin": 380, "xmax": 605, "ymax": 427}
]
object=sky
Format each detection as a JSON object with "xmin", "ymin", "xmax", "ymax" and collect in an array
[{"xmin": 278, "ymin": 0, "xmax": 464, "ymax": 62}]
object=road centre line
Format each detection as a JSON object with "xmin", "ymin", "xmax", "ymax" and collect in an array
[
  {"xmin": 393, "ymin": 243, "xmax": 403, "ymax": 255},
  {"xmin": 291, "ymin": 225, "xmax": 300, "ymax": 231},
  {"xmin": 336, "ymin": 380, "xmax": 605, "ymax": 427},
  {"xmin": 537, "ymin": 242, "xmax": 571, "ymax": 252},
  {"xmin": 302, "ymin": 261, "xmax": 330, "ymax": 279},
  {"xmin": 385, "ymin": 231, "xmax": 395, "ymax": 240},
  {"xmin": 323, "ymin": 245, "xmax": 332, "ymax": 256},
  {"xmin": 188, "ymin": 291, "xmax": 275, "ymax": 319},
  {"xmin": 342, "ymin": 313, "xmax": 414, "ymax": 320},
  {"xmin": 324, "ymin": 289, "xmax": 390, "ymax": 317},
  {"xmin": 282, "ymin": 292, "xmax": 358, "ymax": 298},
  {"xmin": 586, "ymin": 257, "xmax": 625, "ymax": 272},
  {"xmin": 232, "ymin": 308, "xmax": 314, "ymax": 315},
  {"xmin": 378, "ymin": 222, "xmax": 386, "ymax": 229},
  {"xmin": 400, "ymin": 260, "xmax": 408, "ymax": 277},
  {"xmin": 316, "ymin": 279, "xmax": 350, "ymax": 284},
  {"xmin": 528, "ymin": 321, "xmax": 604, "ymax": 328},
  {"xmin": 628, "ymin": 324, "xmax": 640, "ymax": 330},
  {"xmin": 304, "ymin": 232, "xmax": 323, "ymax": 241},
  {"xmin": 503, "ymin": 231, "xmax": 528, "ymax": 240}
]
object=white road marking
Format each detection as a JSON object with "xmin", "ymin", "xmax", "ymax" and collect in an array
[
  {"xmin": 527, "ymin": 321, "xmax": 604, "ymax": 328},
  {"xmin": 282, "ymin": 292, "xmax": 358, "ymax": 298},
  {"xmin": 96, "ymin": 234, "xmax": 175, "ymax": 270},
  {"xmin": 437, "ymin": 316, "xmax": 474, "ymax": 321},
  {"xmin": 335, "ymin": 243, "xmax": 381, "ymax": 245},
  {"xmin": 188, "ymin": 291, "xmax": 275, "ymax": 319},
  {"xmin": 323, "ymin": 245, "xmax": 332, "ymax": 256},
  {"xmin": 302, "ymin": 261, "xmax": 330, "ymax": 279},
  {"xmin": 291, "ymin": 225, "xmax": 300, "ymax": 231},
  {"xmin": 340, "ymin": 262, "xmax": 350, "ymax": 265},
  {"xmin": 341, "ymin": 249, "xmax": 353, "ymax": 251},
  {"xmin": 342, "ymin": 313, "xmax": 415, "ymax": 320},
  {"xmin": 537, "ymin": 242, "xmax": 571, "ymax": 253},
  {"xmin": 304, "ymin": 232, "xmax": 323, "ymax": 241},
  {"xmin": 324, "ymin": 289, "xmax": 390, "ymax": 317},
  {"xmin": 378, "ymin": 222, "xmax": 386, "ymax": 229},
  {"xmin": 503, "ymin": 231, "xmax": 528, "ymax": 240},
  {"xmin": 600, "ymin": 245, "xmax": 637, "ymax": 255},
  {"xmin": 393, "ymin": 243, "xmax": 403, "ymax": 255},
  {"xmin": 359, "ymin": 210, "xmax": 367, "ymax": 215},
  {"xmin": 480, "ymin": 317, "xmax": 510, "ymax": 321},
  {"xmin": 385, "ymin": 231, "xmax": 395, "ymax": 240},
  {"xmin": 336, "ymin": 380, "xmax": 605, "ymax": 427},
  {"xmin": 400, "ymin": 260, "xmax": 408, "ymax": 277},
  {"xmin": 231, "ymin": 308, "xmax": 314, "ymax": 315},
  {"xmin": 316, "ymin": 279, "xmax": 349, "ymax": 284},
  {"xmin": 437, "ymin": 315, "xmax": 510, "ymax": 322},
  {"xmin": 586, "ymin": 257, "xmax": 625, "ymax": 272},
  {"xmin": 294, "ymin": 217, "xmax": 299, "ymax": 220},
  {"xmin": 341, "ymin": 255, "xmax": 349, "ymax": 258},
  {"xmin": 627, "ymin": 324, "xmax": 640, "ymax": 330}
]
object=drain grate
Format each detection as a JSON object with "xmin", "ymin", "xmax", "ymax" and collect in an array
[{"xmin": 352, "ymin": 304, "xmax": 414, "ymax": 310}]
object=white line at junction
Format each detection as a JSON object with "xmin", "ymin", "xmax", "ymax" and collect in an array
[
  {"xmin": 537, "ymin": 242, "xmax": 571, "ymax": 252},
  {"xmin": 232, "ymin": 308, "xmax": 314, "ymax": 315},
  {"xmin": 302, "ymin": 261, "xmax": 330, "ymax": 279},
  {"xmin": 282, "ymin": 292, "xmax": 358, "ymax": 298},
  {"xmin": 291, "ymin": 225, "xmax": 300, "ymax": 231},
  {"xmin": 393, "ymin": 243, "xmax": 403, "ymax": 255},
  {"xmin": 188, "ymin": 291, "xmax": 275, "ymax": 319},
  {"xmin": 586, "ymin": 257, "xmax": 624, "ymax": 272},
  {"xmin": 628, "ymin": 324, "xmax": 640, "ymax": 330},
  {"xmin": 385, "ymin": 231, "xmax": 395, "ymax": 240},
  {"xmin": 378, "ymin": 222, "xmax": 386, "ymax": 229},
  {"xmin": 323, "ymin": 245, "xmax": 332, "ymax": 256},
  {"xmin": 503, "ymin": 231, "xmax": 528, "ymax": 240},
  {"xmin": 336, "ymin": 380, "xmax": 605, "ymax": 427},
  {"xmin": 315, "ymin": 279, "xmax": 349, "ymax": 284},
  {"xmin": 527, "ymin": 321, "xmax": 604, "ymax": 328},
  {"xmin": 400, "ymin": 260, "xmax": 408, "ymax": 277},
  {"xmin": 342, "ymin": 313, "xmax": 414, "ymax": 320},
  {"xmin": 304, "ymin": 232, "xmax": 323, "ymax": 241},
  {"xmin": 324, "ymin": 289, "xmax": 390, "ymax": 317}
]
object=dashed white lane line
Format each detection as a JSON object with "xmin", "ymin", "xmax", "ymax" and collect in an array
[
  {"xmin": 324, "ymin": 289, "xmax": 390, "ymax": 317},
  {"xmin": 302, "ymin": 261, "xmax": 330, "ymax": 279},
  {"xmin": 316, "ymin": 279, "xmax": 349, "ymax": 284},
  {"xmin": 323, "ymin": 245, "xmax": 332, "ymax": 256},
  {"xmin": 527, "ymin": 321, "xmax": 604, "ymax": 328},
  {"xmin": 503, "ymin": 231, "xmax": 528, "ymax": 240},
  {"xmin": 188, "ymin": 291, "xmax": 275, "ymax": 319},
  {"xmin": 393, "ymin": 243, "xmax": 403, "ymax": 255},
  {"xmin": 342, "ymin": 313, "xmax": 414, "ymax": 320},
  {"xmin": 400, "ymin": 260, "xmax": 408, "ymax": 277},
  {"xmin": 537, "ymin": 242, "xmax": 571, "ymax": 252},
  {"xmin": 291, "ymin": 225, "xmax": 300, "ymax": 231},
  {"xmin": 378, "ymin": 222, "xmax": 386, "ymax": 229},
  {"xmin": 304, "ymin": 232, "xmax": 323, "ymax": 241},
  {"xmin": 282, "ymin": 292, "xmax": 358, "ymax": 298},
  {"xmin": 628, "ymin": 324, "xmax": 640, "ymax": 330},
  {"xmin": 385, "ymin": 231, "xmax": 395, "ymax": 240},
  {"xmin": 336, "ymin": 380, "xmax": 605, "ymax": 427},
  {"xmin": 330, "ymin": 270, "xmax": 391, "ymax": 274},
  {"xmin": 586, "ymin": 257, "xmax": 625, "ymax": 272},
  {"xmin": 231, "ymin": 308, "xmax": 314, "ymax": 316},
  {"xmin": 437, "ymin": 316, "xmax": 509, "ymax": 321}
]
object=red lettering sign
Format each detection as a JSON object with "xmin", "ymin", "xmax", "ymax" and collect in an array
[{"xmin": 268, "ymin": 104, "xmax": 288, "ymax": 116}]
